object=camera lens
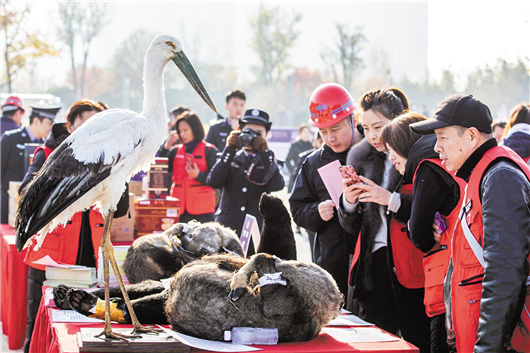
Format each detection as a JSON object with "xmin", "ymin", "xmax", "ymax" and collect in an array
[{"xmin": 238, "ymin": 129, "xmax": 257, "ymax": 147}]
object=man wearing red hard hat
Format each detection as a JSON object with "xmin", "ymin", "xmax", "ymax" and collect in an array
[
  {"xmin": 289, "ymin": 83, "xmax": 360, "ymax": 298},
  {"xmin": 1, "ymin": 95, "xmax": 25, "ymax": 136}
]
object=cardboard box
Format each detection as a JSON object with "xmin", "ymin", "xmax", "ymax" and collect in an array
[
  {"xmin": 110, "ymin": 193, "xmax": 136, "ymax": 243},
  {"xmin": 8, "ymin": 181, "xmax": 21, "ymax": 227},
  {"xmin": 128, "ymin": 180, "xmax": 143, "ymax": 197},
  {"xmin": 145, "ymin": 157, "xmax": 169, "ymax": 199},
  {"xmin": 135, "ymin": 196, "xmax": 179, "ymax": 237}
]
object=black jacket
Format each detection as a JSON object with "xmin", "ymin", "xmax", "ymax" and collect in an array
[
  {"xmin": 1, "ymin": 127, "xmax": 38, "ymax": 223},
  {"xmin": 406, "ymin": 135, "xmax": 460, "ymax": 252},
  {"xmin": 453, "ymin": 139, "xmax": 530, "ymax": 352},
  {"xmin": 206, "ymin": 118, "xmax": 234, "ymax": 152},
  {"xmin": 501, "ymin": 123, "xmax": 530, "ymax": 161},
  {"xmin": 285, "ymin": 139, "xmax": 313, "ymax": 173},
  {"xmin": 0, "ymin": 116, "xmax": 20, "ymax": 136},
  {"xmin": 289, "ymin": 144, "xmax": 355, "ymax": 296},
  {"xmin": 207, "ymin": 146, "xmax": 284, "ymax": 243},
  {"xmin": 337, "ymin": 139, "xmax": 412, "ymax": 298}
]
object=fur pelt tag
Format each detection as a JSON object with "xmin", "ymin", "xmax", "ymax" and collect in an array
[{"xmin": 258, "ymin": 272, "xmax": 287, "ymax": 287}]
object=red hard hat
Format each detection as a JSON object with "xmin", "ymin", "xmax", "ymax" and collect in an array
[
  {"xmin": 309, "ymin": 83, "xmax": 356, "ymax": 128},
  {"xmin": 2, "ymin": 96, "xmax": 24, "ymax": 113}
]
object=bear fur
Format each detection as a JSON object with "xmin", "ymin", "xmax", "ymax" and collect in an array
[
  {"xmin": 165, "ymin": 252, "xmax": 342, "ymax": 342},
  {"xmin": 61, "ymin": 193, "xmax": 342, "ymax": 342},
  {"xmin": 257, "ymin": 193, "xmax": 297, "ymax": 260},
  {"xmin": 123, "ymin": 220, "xmax": 244, "ymax": 283}
]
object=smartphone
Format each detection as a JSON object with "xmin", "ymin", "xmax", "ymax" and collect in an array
[
  {"xmin": 434, "ymin": 212, "xmax": 447, "ymax": 234},
  {"xmin": 185, "ymin": 154, "xmax": 194, "ymax": 165},
  {"xmin": 338, "ymin": 165, "xmax": 361, "ymax": 186}
]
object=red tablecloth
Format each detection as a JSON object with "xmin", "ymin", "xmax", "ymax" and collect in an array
[
  {"xmin": 35, "ymin": 303, "xmax": 419, "ymax": 353},
  {"xmin": 1, "ymin": 223, "xmax": 29, "ymax": 350}
]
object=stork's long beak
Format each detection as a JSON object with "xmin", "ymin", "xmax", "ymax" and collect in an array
[{"xmin": 172, "ymin": 51, "xmax": 217, "ymax": 113}]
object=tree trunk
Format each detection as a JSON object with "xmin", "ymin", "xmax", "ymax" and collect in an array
[
  {"xmin": 80, "ymin": 46, "xmax": 89, "ymax": 97},
  {"xmin": 70, "ymin": 40, "xmax": 78, "ymax": 98},
  {"xmin": 4, "ymin": 29, "xmax": 12, "ymax": 92}
]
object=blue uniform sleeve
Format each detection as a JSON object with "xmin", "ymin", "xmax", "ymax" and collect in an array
[{"xmin": 207, "ymin": 146, "xmax": 237, "ymax": 188}]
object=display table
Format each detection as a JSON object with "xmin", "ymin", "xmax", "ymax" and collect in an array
[
  {"xmin": 1, "ymin": 223, "xmax": 29, "ymax": 350},
  {"xmin": 1, "ymin": 223, "xmax": 135, "ymax": 351},
  {"xmin": 33, "ymin": 301, "xmax": 419, "ymax": 353}
]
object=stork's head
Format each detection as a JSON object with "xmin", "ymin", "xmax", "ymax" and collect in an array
[{"xmin": 150, "ymin": 34, "xmax": 217, "ymax": 113}]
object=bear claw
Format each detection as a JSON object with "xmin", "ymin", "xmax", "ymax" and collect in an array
[{"xmin": 228, "ymin": 287, "xmax": 246, "ymax": 301}]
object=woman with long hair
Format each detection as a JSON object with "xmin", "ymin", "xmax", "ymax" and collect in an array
[{"xmin": 337, "ymin": 88, "xmax": 431, "ymax": 352}]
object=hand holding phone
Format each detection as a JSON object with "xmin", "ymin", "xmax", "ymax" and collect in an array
[
  {"xmin": 433, "ymin": 212, "xmax": 447, "ymax": 235},
  {"xmin": 185, "ymin": 154, "xmax": 194, "ymax": 166},
  {"xmin": 339, "ymin": 165, "xmax": 361, "ymax": 186}
]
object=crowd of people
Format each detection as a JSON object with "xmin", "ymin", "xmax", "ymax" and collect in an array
[{"xmin": 1, "ymin": 85, "xmax": 529, "ymax": 352}]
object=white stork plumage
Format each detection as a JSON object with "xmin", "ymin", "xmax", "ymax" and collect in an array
[{"xmin": 15, "ymin": 34, "xmax": 216, "ymax": 340}]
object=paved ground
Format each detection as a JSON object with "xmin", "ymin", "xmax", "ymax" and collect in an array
[{"xmin": 1, "ymin": 322, "xmax": 24, "ymax": 353}]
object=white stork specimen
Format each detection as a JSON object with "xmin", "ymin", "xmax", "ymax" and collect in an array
[{"xmin": 15, "ymin": 34, "xmax": 216, "ymax": 340}]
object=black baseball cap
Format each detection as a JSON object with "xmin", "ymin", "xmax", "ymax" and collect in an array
[
  {"xmin": 240, "ymin": 109, "xmax": 272, "ymax": 131},
  {"xmin": 410, "ymin": 94, "xmax": 493, "ymax": 135}
]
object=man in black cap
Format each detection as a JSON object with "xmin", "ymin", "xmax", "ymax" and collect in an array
[
  {"xmin": 1, "ymin": 102, "xmax": 61, "ymax": 224},
  {"xmin": 1, "ymin": 95, "xmax": 25, "ymax": 136},
  {"xmin": 207, "ymin": 108, "xmax": 284, "ymax": 251},
  {"xmin": 205, "ymin": 89, "xmax": 246, "ymax": 152},
  {"xmin": 410, "ymin": 94, "xmax": 530, "ymax": 353}
]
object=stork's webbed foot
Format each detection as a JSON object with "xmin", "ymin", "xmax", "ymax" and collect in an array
[
  {"xmin": 95, "ymin": 328, "xmax": 141, "ymax": 342},
  {"xmin": 131, "ymin": 323, "xmax": 163, "ymax": 335}
]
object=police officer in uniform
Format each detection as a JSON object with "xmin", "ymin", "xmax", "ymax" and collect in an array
[
  {"xmin": 206, "ymin": 89, "xmax": 246, "ymax": 151},
  {"xmin": 1, "ymin": 102, "xmax": 61, "ymax": 224},
  {"xmin": 207, "ymin": 109, "xmax": 284, "ymax": 253}
]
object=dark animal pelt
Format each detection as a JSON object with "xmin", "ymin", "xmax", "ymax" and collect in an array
[
  {"xmin": 165, "ymin": 253, "xmax": 342, "ymax": 342},
  {"xmin": 257, "ymin": 193, "xmax": 297, "ymax": 260},
  {"xmin": 346, "ymin": 139, "xmax": 403, "ymax": 292},
  {"xmin": 124, "ymin": 221, "xmax": 244, "ymax": 283}
]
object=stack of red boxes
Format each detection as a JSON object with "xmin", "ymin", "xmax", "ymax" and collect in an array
[{"xmin": 136, "ymin": 157, "xmax": 180, "ymax": 237}]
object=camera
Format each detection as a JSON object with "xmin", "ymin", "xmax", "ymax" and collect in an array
[{"xmin": 238, "ymin": 128, "xmax": 260, "ymax": 147}]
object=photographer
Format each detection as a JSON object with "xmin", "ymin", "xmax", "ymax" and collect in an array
[{"xmin": 207, "ymin": 109, "xmax": 284, "ymax": 252}]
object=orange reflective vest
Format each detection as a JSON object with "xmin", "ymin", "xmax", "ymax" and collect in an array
[
  {"xmin": 412, "ymin": 158, "xmax": 465, "ymax": 317},
  {"xmin": 169, "ymin": 141, "xmax": 215, "ymax": 215},
  {"xmin": 348, "ymin": 184, "xmax": 426, "ymax": 289},
  {"xmin": 451, "ymin": 146, "xmax": 530, "ymax": 353},
  {"xmin": 24, "ymin": 146, "xmax": 105, "ymax": 271},
  {"xmin": 388, "ymin": 183, "xmax": 425, "ymax": 289}
]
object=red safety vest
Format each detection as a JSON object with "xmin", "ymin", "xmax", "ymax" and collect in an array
[
  {"xmin": 169, "ymin": 141, "xmax": 215, "ymax": 215},
  {"xmin": 388, "ymin": 183, "xmax": 425, "ymax": 289},
  {"xmin": 412, "ymin": 158, "xmax": 465, "ymax": 317},
  {"xmin": 451, "ymin": 146, "xmax": 530, "ymax": 353},
  {"xmin": 348, "ymin": 184, "xmax": 425, "ymax": 289},
  {"xmin": 24, "ymin": 146, "xmax": 105, "ymax": 271}
]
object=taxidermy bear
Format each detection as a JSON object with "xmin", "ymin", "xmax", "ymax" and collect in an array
[
  {"xmin": 123, "ymin": 220, "xmax": 244, "ymax": 283},
  {"xmin": 55, "ymin": 194, "xmax": 342, "ymax": 342}
]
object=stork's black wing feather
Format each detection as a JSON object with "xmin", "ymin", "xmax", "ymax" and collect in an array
[{"xmin": 15, "ymin": 142, "xmax": 113, "ymax": 252}]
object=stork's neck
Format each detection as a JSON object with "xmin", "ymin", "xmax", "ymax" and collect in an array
[{"xmin": 141, "ymin": 50, "xmax": 170, "ymax": 121}]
